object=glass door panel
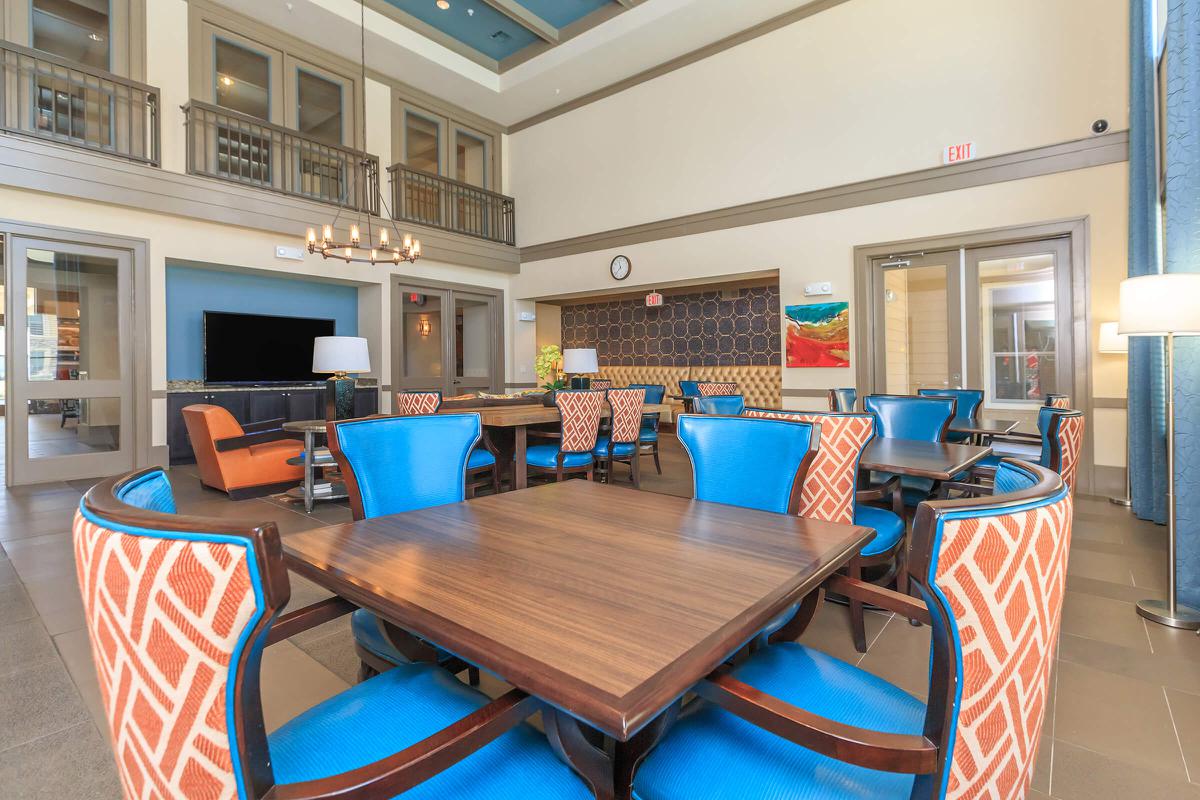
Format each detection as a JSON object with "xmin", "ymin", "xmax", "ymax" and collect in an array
[
  {"xmin": 872, "ymin": 253, "xmax": 962, "ymax": 395},
  {"xmin": 8, "ymin": 237, "xmax": 133, "ymax": 483},
  {"xmin": 396, "ymin": 286, "xmax": 447, "ymax": 394},
  {"xmin": 453, "ymin": 293, "xmax": 493, "ymax": 394}
]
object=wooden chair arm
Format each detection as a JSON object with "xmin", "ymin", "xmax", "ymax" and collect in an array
[
  {"xmin": 266, "ymin": 597, "xmax": 356, "ymax": 646},
  {"xmin": 937, "ymin": 480, "xmax": 994, "ymax": 498},
  {"xmin": 970, "ymin": 464, "xmax": 997, "ymax": 481},
  {"xmin": 823, "ymin": 575, "xmax": 930, "ymax": 625},
  {"xmin": 243, "ymin": 417, "xmax": 287, "ymax": 434},
  {"xmin": 266, "ymin": 690, "xmax": 541, "ymax": 800},
  {"xmin": 856, "ymin": 474, "xmax": 903, "ymax": 517},
  {"xmin": 695, "ymin": 669, "xmax": 937, "ymax": 774},
  {"xmin": 988, "ymin": 431, "xmax": 1040, "ymax": 445},
  {"xmin": 215, "ymin": 429, "xmax": 298, "ymax": 452}
]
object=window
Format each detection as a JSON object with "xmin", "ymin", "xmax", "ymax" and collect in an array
[
  {"xmin": 297, "ymin": 69, "xmax": 342, "ymax": 145},
  {"xmin": 214, "ymin": 37, "xmax": 270, "ymax": 120},
  {"xmin": 455, "ymin": 129, "xmax": 487, "ymax": 188},
  {"xmin": 405, "ymin": 111, "xmax": 441, "ymax": 174},
  {"xmin": 31, "ymin": 0, "xmax": 110, "ymax": 70}
]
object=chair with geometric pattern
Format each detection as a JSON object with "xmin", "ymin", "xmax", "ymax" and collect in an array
[
  {"xmin": 630, "ymin": 383, "xmax": 667, "ymax": 475},
  {"xmin": 955, "ymin": 407, "xmax": 1085, "ymax": 495},
  {"xmin": 1044, "ymin": 393, "xmax": 1071, "ymax": 409},
  {"xmin": 693, "ymin": 394, "xmax": 746, "ymax": 416},
  {"xmin": 525, "ymin": 390, "xmax": 604, "ymax": 483},
  {"xmin": 745, "ymin": 408, "xmax": 904, "ymax": 652},
  {"xmin": 593, "ymin": 387, "xmax": 646, "ymax": 488},
  {"xmin": 590, "ymin": 378, "xmax": 614, "ymax": 391},
  {"xmin": 395, "ymin": 390, "xmax": 500, "ymax": 496},
  {"xmin": 327, "ymin": 413, "xmax": 487, "ymax": 684},
  {"xmin": 630, "ymin": 458, "xmax": 1073, "ymax": 800},
  {"xmin": 74, "ymin": 467, "xmax": 593, "ymax": 800},
  {"xmin": 828, "ymin": 387, "xmax": 857, "ymax": 413},
  {"xmin": 697, "ymin": 381, "xmax": 740, "ymax": 397}
]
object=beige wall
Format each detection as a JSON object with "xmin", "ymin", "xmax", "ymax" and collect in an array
[{"xmin": 508, "ymin": 0, "xmax": 1127, "ymax": 246}]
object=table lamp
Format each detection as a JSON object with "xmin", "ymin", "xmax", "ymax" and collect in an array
[
  {"xmin": 1099, "ymin": 321, "xmax": 1131, "ymax": 506},
  {"xmin": 562, "ymin": 348, "xmax": 598, "ymax": 390},
  {"xmin": 313, "ymin": 336, "xmax": 370, "ymax": 420},
  {"xmin": 1119, "ymin": 273, "xmax": 1200, "ymax": 630}
]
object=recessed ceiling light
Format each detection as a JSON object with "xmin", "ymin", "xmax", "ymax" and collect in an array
[
  {"xmin": 437, "ymin": 0, "xmax": 450, "ymax": 9},
  {"xmin": 88, "ymin": 32, "xmax": 104, "ymax": 42},
  {"xmin": 219, "ymin": 75, "xmax": 234, "ymax": 87}
]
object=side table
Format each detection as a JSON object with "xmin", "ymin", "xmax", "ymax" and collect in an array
[{"xmin": 281, "ymin": 419, "xmax": 347, "ymax": 512}]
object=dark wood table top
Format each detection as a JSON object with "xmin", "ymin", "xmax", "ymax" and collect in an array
[
  {"xmin": 437, "ymin": 402, "xmax": 671, "ymax": 427},
  {"xmin": 283, "ymin": 480, "xmax": 873, "ymax": 740},
  {"xmin": 860, "ymin": 437, "xmax": 993, "ymax": 480},
  {"xmin": 947, "ymin": 418, "xmax": 1020, "ymax": 436}
]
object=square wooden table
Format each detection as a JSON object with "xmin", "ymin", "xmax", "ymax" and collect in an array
[
  {"xmin": 947, "ymin": 418, "xmax": 1020, "ymax": 439},
  {"xmin": 283, "ymin": 480, "xmax": 873, "ymax": 741},
  {"xmin": 859, "ymin": 438, "xmax": 993, "ymax": 481},
  {"xmin": 440, "ymin": 403, "xmax": 672, "ymax": 490}
]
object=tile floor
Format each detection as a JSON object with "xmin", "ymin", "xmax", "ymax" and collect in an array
[{"xmin": 0, "ymin": 439, "xmax": 1198, "ymax": 798}]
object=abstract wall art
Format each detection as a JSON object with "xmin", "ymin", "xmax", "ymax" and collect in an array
[{"xmin": 785, "ymin": 301, "xmax": 850, "ymax": 367}]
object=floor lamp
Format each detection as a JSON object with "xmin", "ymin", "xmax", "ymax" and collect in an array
[
  {"xmin": 1099, "ymin": 322, "xmax": 1131, "ymax": 506},
  {"xmin": 1121, "ymin": 273, "xmax": 1200, "ymax": 630}
]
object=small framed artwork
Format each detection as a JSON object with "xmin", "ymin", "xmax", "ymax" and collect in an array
[{"xmin": 785, "ymin": 301, "xmax": 850, "ymax": 367}]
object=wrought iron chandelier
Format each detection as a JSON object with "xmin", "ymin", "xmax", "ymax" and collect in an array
[{"xmin": 305, "ymin": 0, "xmax": 420, "ymax": 265}]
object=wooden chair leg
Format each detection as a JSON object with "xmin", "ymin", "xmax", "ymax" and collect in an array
[
  {"xmin": 606, "ymin": 456, "xmax": 615, "ymax": 484},
  {"xmin": 466, "ymin": 480, "xmax": 477, "ymax": 499},
  {"xmin": 631, "ymin": 453, "xmax": 641, "ymax": 489},
  {"xmin": 491, "ymin": 465, "xmax": 501, "ymax": 494},
  {"xmin": 467, "ymin": 666, "xmax": 480, "ymax": 687},
  {"xmin": 652, "ymin": 441, "xmax": 662, "ymax": 474},
  {"xmin": 847, "ymin": 558, "xmax": 868, "ymax": 654}
]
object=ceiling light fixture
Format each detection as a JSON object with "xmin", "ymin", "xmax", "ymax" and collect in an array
[
  {"xmin": 219, "ymin": 74, "xmax": 233, "ymax": 87},
  {"xmin": 437, "ymin": 0, "xmax": 450, "ymax": 9},
  {"xmin": 305, "ymin": 0, "xmax": 420, "ymax": 266},
  {"xmin": 88, "ymin": 32, "xmax": 104, "ymax": 42}
]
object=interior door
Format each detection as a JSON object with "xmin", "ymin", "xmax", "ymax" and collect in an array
[
  {"xmin": 870, "ymin": 251, "xmax": 963, "ymax": 394},
  {"xmin": 394, "ymin": 283, "xmax": 499, "ymax": 400},
  {"xmin": 452, "ymin": 291, "xmax": 495, "ymax": 395},
  {"xmin": 7, "ymin": 237, "xmax": 134, "ymax": 484}
]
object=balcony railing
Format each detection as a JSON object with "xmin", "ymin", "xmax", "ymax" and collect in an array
[
  {"xmin": 183, "ymin": 100, "xmax": 379, "ymax": 214},
  {"xmin": 0, "ymin": 40, "xmax": 160, "ymax": 165},
  {"xmin": 388, "ymin": 164, "xmax": 515, "ymax": 246}
]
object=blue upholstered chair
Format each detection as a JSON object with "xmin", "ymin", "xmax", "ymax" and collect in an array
[
  {"xmin": 917, "ymin": 388, "xmax": 983, "ymax": 443},
  {"xmin": 677, "ymin": 414, "xmax": 820, "ymax": 515},
  {"xmin": 523, "ymin": 389, "xmax": 604, "ymax": 482},
  {"xmin": 74, "ymin": 468, "xmax": 591, "ymax": 800},
  {"xmin": 693, "ymin": 395, "xmax": 746, "ymax": 416},
  {"xmin": 957, "ymin": 406, "xmax": 1085, "ymax": 493},
  {"xmin": 863, "ymin": 394, "xmax": 957, "ymax": 507},
  {"xmin": 396, "ymin": 390, "xmax": 500, "ymax": 496},
  {"xmin": 593, "ymin": 387, "xmax": 646, "ymax": 487},
  {"xmin": 679, "ymin": 379, "xmax": 701, "ymax": 398},
  {"xmin": 630, "ymin": 383, "xmax": 667, "ymax": 474},
  {"xmin": 328, "ymin": 414, "xmax": 484, "ymax": 683},
  {"xmin": 630, "ymin": 459, "xmax": 1073, "ymax": 800},
  {"xmin": 828, "ymin": 387, "xmax": 857, "ymax": 412}
]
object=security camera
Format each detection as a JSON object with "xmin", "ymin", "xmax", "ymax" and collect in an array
[{"xmin": 1091, "ymin": 119, "xmax": 1109, "ymax": 135}]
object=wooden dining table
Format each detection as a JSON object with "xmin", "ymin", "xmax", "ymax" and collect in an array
[
  {"xmin": 859, "ymin": 437, "xmax": 993, "ymax": 481},
  {"xmin": 947, "ymin": 417, "xmax": 1020, "ymax": 441},
  {"xmin": 283, "ymin": 480, "xmax": 873, "ymax": 749},
  {"xmin": 440, "ymin": 402, "xmax": 672, "ymax": 490}
]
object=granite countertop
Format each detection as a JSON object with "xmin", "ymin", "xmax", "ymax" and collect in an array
[{"xmin": 166, "ymin": 379, "xmax": 377, "ymax": 394}]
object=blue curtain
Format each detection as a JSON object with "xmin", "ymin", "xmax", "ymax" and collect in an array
[
  {"xmin": 1129, "ymin": 0, "xmax": 1167, "ymax": 525},
  {"xmin": 1165, "ymin": 0, "xmax": 1200, "ymax": 608}
]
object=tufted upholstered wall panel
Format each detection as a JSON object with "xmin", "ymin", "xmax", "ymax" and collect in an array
[{"xmin": 594, "ymin": 365, "xmax": 781, "ymax": 412}]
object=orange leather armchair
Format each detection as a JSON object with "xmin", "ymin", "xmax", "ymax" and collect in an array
[{"xmin": 181, "ymin": 405, "xmax": 305, "ymax": 499}]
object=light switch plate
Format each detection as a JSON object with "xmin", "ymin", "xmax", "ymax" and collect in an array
[
  {"xmin": 804, "ymin": 282, "xmax": 833, "ymax": 296},
  {"xmin": 275, "ymin": 245, "xmax": 305, "ymax": 261}
]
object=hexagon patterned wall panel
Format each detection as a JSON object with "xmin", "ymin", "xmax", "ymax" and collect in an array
[{"xmin": 560, "ymin": 285, "xmax": 781, "ymax": 366}]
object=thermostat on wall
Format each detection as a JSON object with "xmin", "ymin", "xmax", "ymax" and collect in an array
[
  {"xmin": 275, "ymin": 245, "xmax": 305, "ymax": 261},
  {"xmin": 804, "ymin": 282, "xmax": 833, "ymax": 297},
  {"xmin": 518, "ymin": 311, "xmax": 537, "ymax": 322}
]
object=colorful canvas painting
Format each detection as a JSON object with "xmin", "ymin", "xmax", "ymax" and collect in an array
[{"xmin": 785, "ymin": 301, "xmax": 850, "ymax": 367}]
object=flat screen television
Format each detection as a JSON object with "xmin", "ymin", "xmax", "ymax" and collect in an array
[{"xmin": 204, "ymin": 311, "xmax": 335, "ymax": 384}]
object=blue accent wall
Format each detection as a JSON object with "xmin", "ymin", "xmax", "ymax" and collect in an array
[{"xmin": 166, "ymin": 264, "xmax": 358, "ymax": 381}]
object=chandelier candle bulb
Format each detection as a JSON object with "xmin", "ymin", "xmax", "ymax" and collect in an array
[
  {"xmin": 370, "ymin": 249, "xmax": 378, "ymax": 263},
  {"xmin": 322, "ymin": 225, "xmax": 332, "ymax": 243},
  {"xmin": 379, "ymin": 228, "xmax": 389, "ymax": 246},
  {"xmin": 403, "ymin": 234, "xmax": 413, "ymax": 250},
  {"xmin": 413, "ymin": 240, "xmax": 421, "ymax": 256},
  {"xmin": 350, "ymin": 225, "xmax": 360, "ymax": 245}
]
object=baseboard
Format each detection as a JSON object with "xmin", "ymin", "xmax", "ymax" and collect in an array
[
  {"xmin": 149, "ymin": 444, "xmax": 170, "ymax": 468},
  {"xmin": 1092, "ymin": 465, "xmax": 1127, "ymax": 500}
]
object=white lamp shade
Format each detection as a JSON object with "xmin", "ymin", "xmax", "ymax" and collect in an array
[
  {"xmin": 1098, "ymin": 321, "xmax": 1129, "ymax": 354},
  {"xmin": 562, "ymin": 347, "xmax": 598, "ymax": 373},
  {"xmin": 312, "ymin": 336, "xmax": 371, "ymax": 373},
  {"xmin": 1119, "ymin": 273, "xmax": 1200, "ymax": 336}
]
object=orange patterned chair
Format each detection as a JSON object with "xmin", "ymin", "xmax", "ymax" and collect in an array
[
  {"xmin": 697, "ymin": 381, "xmax": 739, "ymax": 396},
  {"xmin": 181, "ymin": 404, "xmax": 304, "ymax": 500},
  {"xmin": 395, "ymin": 390, "xmax": 443, "ymax": 415},
  {"xmin": 524, "ymin": 390, "xmax": 604, "ymax": 482},
  {"xmin": 593, "ymin": 387, "xmax": 645, "ymax": 488},
  {"xmin": 1044, "ymin": 393, "xmax": 1071, "ymax": 409},
  {"xmin": 396, "ymin": 391, "xmax": 500, "ymax": 496},
  {"xmin": 630, "ymin": 458, "xmax": 1073, "ymax": 800},
  {"xmin": 73, "ymin": 468, "xmax": 592, "ymax": 800}
]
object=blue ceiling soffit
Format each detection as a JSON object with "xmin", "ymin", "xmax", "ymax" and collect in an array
[
  {"xmin": 383, "ymin": 1, "xmax": 541, "ymax": 61},
  {"xmin": 511, "ymin": 0, "xmax": 612, "ymax": 30}
]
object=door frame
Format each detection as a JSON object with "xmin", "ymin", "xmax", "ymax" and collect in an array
[
  {"xmin": 853, "ymin": 217, "xmax": 1093, "ymax": 492},
  {"xmin": 0, "ymin": 220, "xmax": 152, "ymax": 486},
  {"xmin": 388, "ymin": 274, "xmax": 503, "ymax": 404}
]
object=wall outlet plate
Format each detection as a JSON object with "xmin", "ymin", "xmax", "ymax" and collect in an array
[
  {"xmin": 275, "ymin": 245, "xmax": 305, "ymax": 261},
  {"xmin": 804, "ymin": 282, "xmax": 833, "ymax": 296}
]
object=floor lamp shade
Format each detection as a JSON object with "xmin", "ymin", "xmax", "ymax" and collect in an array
[
  {"xmin": 312, "ymin": 336, "xmax": 370, "ymax": 420},
  {"xmin": 1118, "ymin": 273, "xmax": 1200, "ymax": 630}
]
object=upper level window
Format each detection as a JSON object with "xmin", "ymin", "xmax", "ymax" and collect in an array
[
  {"xmin": 214, "ymin": 37, "xmax": 270, "ymax": 120},
  {"xmin": 404, "ymin": 111, "xmax": 440, "ymax": 174},
  {"xmin": 297, "ymin": 68, "xmax": 342, "ymax": 146},
  {"xmin": 455, "ymin": 128, "xmax": 487, "ymax": 189},
  {"xmin": 31, "ymin": 0, "xmax": 110, "ymax": 70}
]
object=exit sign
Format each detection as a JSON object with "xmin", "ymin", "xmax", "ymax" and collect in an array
[
  {"xmin": 645, "ymin": 292, "xmax": 664, "ymax": 307},
  {"xmin": 943, "ymin": 142, "xmax": 976, "ymax": 165}
]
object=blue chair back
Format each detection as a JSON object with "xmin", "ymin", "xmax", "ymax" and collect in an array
[
  {"xmin": 917, "ymin": 388, "xmax": 983, "ymax": 421},
  {"xmin": 113, "ymin": 468, "xmax": 177, "ymax": 514},
  {"xmin": 629, "ymin": 383, "xmax": 666, "ymax": 404},
  {"xmin": 679, "ymin": 380, "xmax": 701, "ymax": 397},
  {"xmin": 693, "ymin": 395, "xmax": 746, "ymax": 416},
  {"xmin": 828, "ymin": 388, "xmax": 857, "ymax": 413},
  {"xmin": 677, "ymin": 414, "xmax": 820, "ymax": 515},
  {"xmin": 863, "ymin": 394, "xmax": 956, "ymax": 441},
  {"xmin": 329, "ymin": 414, "xmax": 481, "ymax": 520}
]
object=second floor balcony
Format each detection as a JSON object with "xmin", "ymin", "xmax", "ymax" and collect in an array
[
  {"xmin": 0, "ymin": 40, "xmax": 160, "ymax": 166},
  {"xmin": 389, "ymin": 165, "xmax": 516, "ymax": 246}
]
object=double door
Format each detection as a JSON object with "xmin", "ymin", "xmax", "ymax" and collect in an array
[
  {"xmin": 868, "ymin": 237, "xmax": 1073, "ymax": 427},
  {"xmin": 394, "ymin": 282, "xmax": 500, "ymax": 399}
]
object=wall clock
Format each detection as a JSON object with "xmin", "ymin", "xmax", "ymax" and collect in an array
[{"xmin": 610, "ymin": 254, "xmax": 631, "ymax": 281}]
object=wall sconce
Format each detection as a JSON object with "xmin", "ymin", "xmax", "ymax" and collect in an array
[{"xmin": 417, "ymin": 317, "xmax": 432, "ymax": 337}]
